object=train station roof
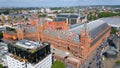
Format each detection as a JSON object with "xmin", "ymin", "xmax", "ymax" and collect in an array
[
  {"xmin": 69, "ymin": 19, "xmax": 109, "ymax": 38},
  {"xmin": 100, "ymin": 16, "xmax": 120, "ymax": 28},
  {"xmin": 43, "ymin": 19, "xmax": 109, "ymax": 43}
]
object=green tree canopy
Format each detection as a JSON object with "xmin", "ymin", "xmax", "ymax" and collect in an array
[
  {"xmin": 0, "ymin": 32, "xmax": 3, "ymax": 39},
  {"xmin": 0, "ymin": 64, "xmax": 3, "ymax": 68},
  {"xmin": 38, "ymin": 14, "xmax": 47, "ymax": 17},
  {"xmin": 98, "ymin": 12, "xmax": 117, "ymax": 18},
  {"xmin": 110, "ymin": 28, "xmax": 118, "ymax": 34}
]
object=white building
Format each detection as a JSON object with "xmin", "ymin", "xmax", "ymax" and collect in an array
[
  {"xmin": 0, "ymin": 26, "xmax": 6, "ymax": 32},
  {"xmin": 41, "ymin": 8, "xmax": 45, "ymax": 13},
  {"xmin": 6, "ymin": 54, "xmax": 52, "ymax": 68},
  {"xmin": 0, "ymin": 42, "xmax": 8, "ymax": 67},
  {"xmin": 45, "ymin": 8, "xmax": 51, "ymax": 13},
  {"xmin": 6, "ymin": 40, "xmax": 52, "ymax": 68}
]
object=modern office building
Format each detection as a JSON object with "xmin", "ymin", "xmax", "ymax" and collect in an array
[{"xmin": 6, "ymin": 40, "xmax": 52, "ymax": 68}]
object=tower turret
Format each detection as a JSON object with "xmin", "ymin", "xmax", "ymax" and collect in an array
[
  {"xmin": 17, "ymin": 23, "xmax": 24, "ymax": 40},
  {"xmin": 80, "ymin": 15, "xmax": 91, "ymax": 59}
]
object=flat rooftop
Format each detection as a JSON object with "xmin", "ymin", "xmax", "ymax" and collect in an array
[
  {"xmin": 16, "ymin": 40, "xmax": 43, "ymax": 49},
  {"xmin": 12, "ymin": 39, "xmax": 49, "ymax": 53}
]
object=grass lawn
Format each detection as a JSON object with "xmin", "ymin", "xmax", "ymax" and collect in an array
[
  {"xmin": 0, "ymin": 64, "xmax": 3, "ymax": 68},
  {"xmin": 116, "ymin": 60, "xmax": 120, "ymax": 64},
  {"xmin": 51, "ymin": 60, "xmax": 65, "ymax": 68}
]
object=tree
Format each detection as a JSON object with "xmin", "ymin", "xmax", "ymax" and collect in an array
[
  {"xmin": 110, "ymin": 28, "xmax": 118, "ymax": 34},
  {"xmin": 118, "ymin": 12, "xmax": 120, "ymax": 16},
  {"xmin": 98, "ymin": 12, "xmax": 117, "ymax": 18},
  {"xmin": 48, "ymin": 16, "xmax": 52, "ymax": 19},
  {"xmin": 0, "ymin": 32, "xmax": 3, "ymax": 39},
  {"xmin": 38, "ymin": 14, "xmax": 47, "ymax": 17},
  {"xmin": 6, "ymin": 27, "xmax": 15, "ymax": 31}
]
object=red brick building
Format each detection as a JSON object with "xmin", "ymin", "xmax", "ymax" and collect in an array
[
  {"xmin": 3, "ymin": 13, "xmax": 111, "ymax": 68},
  {"xmin": 16, "ymin": 17, "xmax": 111, "ymax": 68}
]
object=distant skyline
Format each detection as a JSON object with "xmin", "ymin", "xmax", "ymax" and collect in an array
[{"xmin": 0, "ymin": 0, "xmax": 120, "ymax": 7}]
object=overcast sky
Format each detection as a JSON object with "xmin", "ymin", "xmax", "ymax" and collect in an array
[{"xmin": 0, "ymin": 0, "xmax": 120, "ymax": 7}]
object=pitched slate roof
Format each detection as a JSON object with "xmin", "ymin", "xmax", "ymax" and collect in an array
[
  {"xmin": 69, "ymin": 19, "xmax": 109, "ymax": 38},
  {"xmin": 56, "ymin": 14, "xmax": 79, "ymax": 18},
  {"xmin": 43, "ymin": 19, "xmax": 109, "ymax": 43},
  {"xmin": 43, "ymin": 28, "xmax": 80, "ymax": 43}
]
